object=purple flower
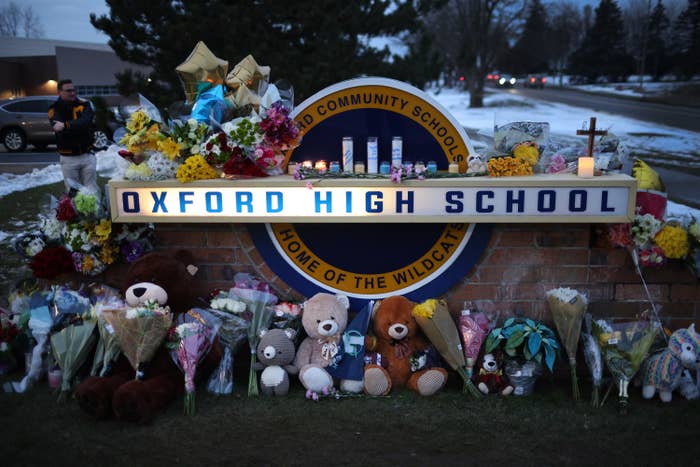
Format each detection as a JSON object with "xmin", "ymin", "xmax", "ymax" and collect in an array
[
  {"xmin": 122, "ymin": 241, "xmax": 144, "ymax": 263},
  {"xmin": 71, "ymin": 252, "xmax": 83, "ymax": 272}
]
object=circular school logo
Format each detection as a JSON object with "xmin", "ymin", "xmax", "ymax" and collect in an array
[{"xmin": 248, "ymin": 77, "xmax": 491, "ymax": 306}]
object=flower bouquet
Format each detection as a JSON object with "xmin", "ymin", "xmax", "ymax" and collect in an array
[
  {"xmin": 546, "ymin": 287, "xmax": 587, "ymax": 401},
  {"xmin": 581, "ymin": 314, "xmax": 604, "ymax": 407},
  {"xmin": 168, "ymin": 309, "xmax": 220, "ymax": 415},
  {"xmin": 412, "ymin": 299, "xmax": 481, "ymax": 398},
  {"xmin": 101, "ymin": 300, "xmax": 172, "ymax": 380},
  {"xmin": 205, "ymin": 292, "xmax": 250, "ymax": 395},
  {"xmin": 591, "ymin": 317, "xmax": 658, "ymax": 412},
  {"xmin": 227, "ymin": 273, "xmax": 278, "ymax": 397},
  {"xmin": 457, "ymin": 302, "xmax": 497, "ymax": 379},
  {"xmin": 485, "ymin": 317, "xmax": 559, "ymax": 396},
  {"xmin": 50, "ymin": 317, "xmax": 97, "ymax": 402},
  {"xmin": 89, "ymin": 286, "xmax": 125, "ymax": 377}
]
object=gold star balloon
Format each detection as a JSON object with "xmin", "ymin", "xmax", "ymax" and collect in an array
[
  {"xmin": 176, "ymin": 41, "xmax": 229, "ymax": 104},
  {"xmin": 225, "ymin": 54, "xmax": 271, "ymax": 108}
]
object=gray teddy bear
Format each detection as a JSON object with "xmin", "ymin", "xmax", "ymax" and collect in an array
[{"xmin": 254, "ymin": 328, "xmax": 298, "ymax": 396}]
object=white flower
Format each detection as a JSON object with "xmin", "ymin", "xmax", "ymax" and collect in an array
[
  {"xmin": 187, "ymin": 118, "xmax": 198, "ymax": 128},
  {"xmin": 210, "ymin": 297, "xmax": 246, "ymax": 313},
  {"xmin": 546, "ymin": 287, "xmax": 586, "ymax": 304},
  {"xmin": 40, "ymin": 215, "xmax": 62, "ymax": 240}
]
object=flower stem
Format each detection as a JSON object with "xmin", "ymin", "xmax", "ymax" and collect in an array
[
  {"xmin": 571, "ymin": 363, "xmax": 580, "ymax": 402},
  {"xmin": 248, "ymin": 352, "xmax": 259, "ymax": 397},
  {"xmin": 457, "ymin": 366, "xmax": 482, "ymax": 398}
]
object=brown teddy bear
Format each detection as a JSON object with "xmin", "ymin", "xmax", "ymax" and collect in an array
[
  {"xmin": 363, "ymin": 295, "xmax": 447, "ymax": 396},
  {"xmin": 75, "ymin": 250, "xmax": 221, "ymax": 423},
  {"xmin": 293, "ymin": 292, "xmax": 350, "ymax": 399}
]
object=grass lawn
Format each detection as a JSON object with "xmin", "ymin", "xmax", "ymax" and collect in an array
[{"xmin": 1, "ymin": 367, "xmax": 700, "ymax": 466}]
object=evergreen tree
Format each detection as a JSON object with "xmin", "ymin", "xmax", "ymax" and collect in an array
[
  {"xmin": 509, "ymin": 0, "xmax": 550, "ymax": 75},
  {"xmin": 568, "ymin": 0, "xmax": 634, "ymax": 82},
  {"xmin": 548, "ymin": 1, "xmax": 584, "ymax": 84},
  {"xmin": 671, "ymin": 0, "xmax": 700, "ymax": 79},
  {"xmin": 90, "ymin": 0, "xmax": 435, "ymax": 108},
  {"xmin": 646, "ymin": 0, "xmax": 670, "ymax": 80}
]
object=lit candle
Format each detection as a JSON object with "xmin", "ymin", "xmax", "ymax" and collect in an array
[
  {"xmin": 448, "ymin": 162, "xmax": 460, "ymax": 174},
  {"xmin": 302, "ymin": 160, "xmax": 313, "ymax": 169},
  {"xmin": 578, "ymin": 157, "xmax": 594, "ymax": 178},
  {"xmin": 315, "ymin": 160, "xmax": 327, "ymax": 173},
  {"xmin": 287, "ymin": 162, "xmax": 298, "ymax": 175}
]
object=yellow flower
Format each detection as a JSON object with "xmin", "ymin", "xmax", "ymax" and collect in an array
[
  {"xmin": 125, "ymin": 162, "xmax": 153, "ymax": 179},
  {"xmin": 176, "ymin": 155, "xmax": 220, "ymax": 183},
  {"xmin": 487, "ymin": 156, "xmax": 533, "ymax": 177},
  {"xmin": 82, "ymin": 254, "xmax": 96, "ymax": 272},
  {"xmin": 689, "ymin": 222, "xmax": 700, "ymax": 242},
  {"xmin": 413, "ymin": 299, "xmax": 437, "ymax": 319},
  {"xmin": 126, "ymin": 110, "xmax": 149, "ymax": 133},
  {"xmin": 157, "ymin": 137, "xmax": 183, "ymax": 160},
  {"xmin": 512, "ymin": 142, "xmax": 539, "ymax": 166},
  {"xmin": 100, "ymin": 243, "xmax": 119, "ymax": 265},
  {"xmin": 654, "ymin": 224, "xmax": 689, "ymax": 259},
  {"xmin": 93, "ymin": 219, "xmax": 112, "ymax": 243}
]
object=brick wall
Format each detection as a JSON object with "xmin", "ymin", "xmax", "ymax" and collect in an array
[{"xmin": 115, "ymin": 222, "xmax": 699, "ymax": 330}]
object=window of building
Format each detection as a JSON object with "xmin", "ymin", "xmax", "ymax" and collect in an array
[{"xmin": 76, "ymin": 85, "xmax": 119, "ymax": 96}]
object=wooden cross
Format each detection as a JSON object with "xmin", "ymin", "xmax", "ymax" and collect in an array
[{"xmin": 576, "ymin": 117, "xmax": 608, "ymax": 158}]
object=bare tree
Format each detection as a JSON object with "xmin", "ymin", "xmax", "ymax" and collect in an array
[
  {"xmin": 0, "ymin": 2, "xmax": 44, "ymax": 38},
  {"xmin": 425, "ymin": 0, "xmax": 525, "ymax": 108}
]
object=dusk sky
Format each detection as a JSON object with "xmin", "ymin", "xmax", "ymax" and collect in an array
[{"xmin": 20, "ymin": 0, "xmax": 609, "ymax": 44}]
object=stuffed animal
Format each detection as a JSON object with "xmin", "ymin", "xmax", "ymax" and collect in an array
[
  {"xmin": 294, "ymin": 292, "xmax": 349, "ymax": 399},
  {"xmin": 363, "ymin": 295, "xmax": 447, "ymax": 396},
  {"xmin": 75, "ymin": 250, "xmax": 221, "ymax": 423},
  {"xmin": 642, "ymin": 324, "xmax": 700, "ymax": 402},
  {"xmin": 476, "ymin": 352, "xmax": 513, "ymax": 396},
  {"xmin": 467, "ymin": 153, "xmax": 487, "ymax": 174},
  {"xmin": 253, "ymin": 328, "xmax": 298, "ymax": 396}
]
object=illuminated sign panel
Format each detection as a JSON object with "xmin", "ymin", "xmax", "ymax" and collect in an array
[{"xmin": 109, "ymin": 175, "xmax": 635, "ymax": 223}]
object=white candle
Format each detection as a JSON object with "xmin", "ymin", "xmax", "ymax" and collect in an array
[
  {"xmin": 578, "ymin": 157, "xmax": 594, "ymax": 178},
  {"xmin": 315, "ymin": 160, "xmax": 327, "ymax": 173},
  {"xmin": 287, "ymin": 162, "xmax": 298, "ymax": 175},
  {"xmin": 302, "ymin": 160, "xmax": 313, "ymax": 169}
]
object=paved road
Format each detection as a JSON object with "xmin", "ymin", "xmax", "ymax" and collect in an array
[{"xmin": 505, "ymin": 86, "xmax": 700, "ymax": 132}]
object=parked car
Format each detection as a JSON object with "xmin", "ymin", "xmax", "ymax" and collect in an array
[
  {"xmin": 496, "ymin": 74, "xmax": 517, "ymax": 88},
  {"xmin": 0, "ymin": 96, "xmax": 112, "ymax": 152},
  {"xmin": 524, "ymin": 75, "xmax": 547, "ymax": 89}
]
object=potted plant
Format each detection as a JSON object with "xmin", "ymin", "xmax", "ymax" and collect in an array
[{"xmin": 484, "ymin": 317, "xmax": 560, "ymax": 395}]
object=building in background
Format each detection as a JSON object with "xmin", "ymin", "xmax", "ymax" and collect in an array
[{"xmin": 0, "ymin": 37, "xmax": 149, "ymax": 104}]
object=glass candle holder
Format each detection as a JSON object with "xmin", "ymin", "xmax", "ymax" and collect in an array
[
  {"xmin": 427, "ymin": 161, "xmax": 438, "ymax": 173},
  {"xmin": 578, "ymin": 157, "xmax": 594, "ymax": 178},
  {"xmin": 380, "ymin": 161, "xmax": 391, "ymax": 175},
  {"xmin": 315, "ymin": 160, "xmax": 327, "ymax": 173}
]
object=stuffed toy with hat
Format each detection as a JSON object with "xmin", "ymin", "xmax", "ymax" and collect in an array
[
  {"xmin": 75, "ymin": 250, "xmax": 221, "ymax": 423},
  {"xmin": 363, "ymin": 295, "xmax": 447, "ymax": 396}
]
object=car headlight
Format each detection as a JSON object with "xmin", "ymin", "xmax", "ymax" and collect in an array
[
  {"xmin": 509, "ymin": 77, "xmax": 516, "ymax": 85},
  {"xmin": 498, "ymin": 77, "xmax": 505, "ymax": 85}
]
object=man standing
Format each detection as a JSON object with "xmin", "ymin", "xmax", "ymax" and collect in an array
[{"xmin": 48, "ymin": 79, "xmax": 97, "ymax": 193}]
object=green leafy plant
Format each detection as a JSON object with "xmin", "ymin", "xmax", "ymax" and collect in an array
[{"xmin": 484, "ymin": 317, "xmax": 560, "ymax": 372}]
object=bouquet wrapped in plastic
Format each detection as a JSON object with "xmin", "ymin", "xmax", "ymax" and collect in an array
[
  {"xmin": 591, "ymin": 317, "xmax": 657, "ymax": 412},
  {"xmin": 227, "ymin": 273, "xmax": 278, "ymax": 396},
  {"xmin": 413, "ymin": 299, "xmax": 481, "ymax": 398},
  {"xmin": 457, "ymin": 302, "xmax": 497, "ymax": 379},
  {"xmin": 89, "ymin": 285, "xmax": 125, "ymax": 377},
  {"xmin": 581, "ymin": 314, "xmax": 603, "ymax": 407},
  {"xmin": 546, "ymin": 287, "xmax": 587, "ymax": 401},
  {"xmin": 50, "ymin": 318, "xmax": 97, "ymax": 402},
  {"xmin": 101, "ymin": 300, "xmax": 172, "ymax": 380},
  {"xmin": 169, "ymin": 309, "xmax": 220, "ymax": 414}
]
